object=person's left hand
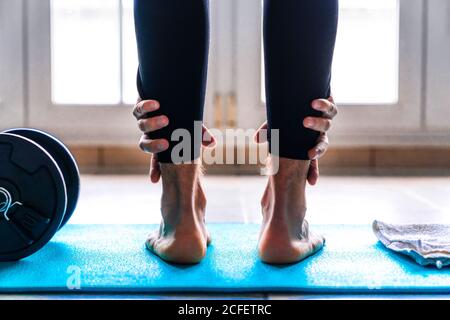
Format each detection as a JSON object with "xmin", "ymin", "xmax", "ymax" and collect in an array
[{"xmin": 254, "ymin": 96, "xmax": 338, "ymax": 186}]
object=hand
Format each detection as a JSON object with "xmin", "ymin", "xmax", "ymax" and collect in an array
[
  {"xmin": 254, "ymin": 96, "xmax": 338, "ymax": 186},
  {"xmin": 133, "ymin": 98, "xmax": 216, "ymax": 183}
]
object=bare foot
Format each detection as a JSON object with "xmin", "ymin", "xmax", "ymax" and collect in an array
[
  {"xmin": 258, "ymin": 157, "xmax": 325, "ymax": 264},
  {"xmin": 146, "ymin": 163, "xmax": 211, "ymax": 264}
]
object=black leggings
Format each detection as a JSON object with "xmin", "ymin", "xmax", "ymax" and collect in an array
[{"xmin": 135, "ymin": 0, "xmax": 338, "ymax": 163}]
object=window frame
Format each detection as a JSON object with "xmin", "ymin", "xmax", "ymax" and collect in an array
[
  {"xmin": 0, "ymin": 0, "xmax": 26, "ymax": 130},
  {"xmin": 26, "ymin": 0, "xmax": 222, "ymax": 145},
  {"xmin": 425, "ymin": 0, "xmax": 450, "ymax": 131}
]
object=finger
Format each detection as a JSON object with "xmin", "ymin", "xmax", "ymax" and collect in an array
[
  {"xmin": 139, "ymin": 136, "xmax": 169, "ymax": 154},
  {"xmin": 303, "ymin": 117, "xmax": 332, "ymax": 133},
  {"xmin": 254, "ymin": 122, "xmax": 268, "ymax": 143},
  {"xmin": 202, "ymin": 125, "xmax": 217, "ymax": 148},
  {"xmin": 150, "ymin": 154, "xmax": 161, "ymax": 183},
  {"xmin": 327, "ymin": 98, "xmax": 338, "ymax": 119},
  {"xmin": 307, "ymin": 159, "xmax": 319, "ymax": 186},
  {"xmin": 137, "ymin": 116, "xmax": 169, "ymax": 133},
  {"xmin": 311, "ymin": 98, "xmax": 338, "ymax": 119},
  {"xmin": 307, "ymin": 133, "xmax": 329, "ymax": 160},
  {"xmin": 133, "ymin": 100, "xmax": 160, "ymax": 120}
]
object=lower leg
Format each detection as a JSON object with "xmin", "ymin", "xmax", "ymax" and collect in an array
[
  {"xmin": 263, "ymin": 0, "xmax": 338, "ymax": 158},
  {"xmin": 260, "ymin": 0, "xmax": 338, "ymax": 263},
  {"xmin": 134, "ymin": 0, "xmax": 210, "ymax": 163},
  {"xmin": 134, "ymin": 1, "xmax": 210, "ymax": 263}
]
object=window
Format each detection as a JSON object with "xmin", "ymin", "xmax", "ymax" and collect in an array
[
  {"xmin": 261, "ymin": 0, "xmax": 400, "ymax": 105},
  {"xmin": 20, "ymin": 0, "xmax": 450, "ymax": 146},
  {"xmin": 26, "ymin": 0, "xmax": 147, "ymax": 144},
  {"xmin": 51, "ymin": 0, "xmax": 137, "ymax": 105},
  {"xmin": 26, "ymin": 0, "xmax": 221, "ymax": 144},
  {"xmin": 331, "ymin": 0, "xmax": 399, "ymax": 104},
  {"xmin": 233, "ymin": 0, "xmax": 425, "ymax": 143}
]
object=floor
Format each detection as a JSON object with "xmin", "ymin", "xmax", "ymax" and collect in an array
[
  {"xmin": 5, "ymin": 174, "xmax": 450, "ymax": 300},
  {"xmin": 72, "ymin": 174, "xmax": 450, "ymax": 226}
]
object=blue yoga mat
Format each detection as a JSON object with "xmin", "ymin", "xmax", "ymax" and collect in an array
[{"xmin": 0, "ymin": 224, "xmax": 449, "ymax": 293}]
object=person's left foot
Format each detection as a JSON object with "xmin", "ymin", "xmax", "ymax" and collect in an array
[{"xmin": 258, "ymin": 157, "xmax": 325, "ymax": 264}]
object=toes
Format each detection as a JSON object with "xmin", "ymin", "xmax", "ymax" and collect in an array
[
  {"xmin": 297, "ymin": 235, "xmax": 325, "ymax": 260},
  {"xmin": 300, "ymin": 220, "xmax": 325, "ymax": 251},
  {"xmin": 311, "ymin": 236, "xmax": 325, "ymax": 253},
  {"xmin": 145, "ymin": 232, "xmax": 159, "ymax": 253},
  {"xmin": 206, "ymin": 232, "xmax": 212, "ymax": 246}
]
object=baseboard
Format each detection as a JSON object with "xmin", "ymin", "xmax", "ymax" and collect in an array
[{"xmin": 68, "ymin": 145, "xmax": 450, "ymax": 175}]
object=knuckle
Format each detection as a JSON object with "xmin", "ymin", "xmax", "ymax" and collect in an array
[
  {"xmin": 132, "ymin": 106, "xmax": 140, "ymax": 118},
  {"xmin": 333, "ymin": 105, "xmax": 338, "ymax": 117},
  {"xmin": 321, "ymin": 100, "xmax": 330, "ymax": 109},
  {"xmin": 137, "ymin": 101, "xmax": 145, "ymax": 111},
  {"xmin": 137, "ymin": 120, "xmax": 145, "ymax": 131},
  {"xmin": 139, "ymin": 140, "xmax": 146, "ymax": 152}
]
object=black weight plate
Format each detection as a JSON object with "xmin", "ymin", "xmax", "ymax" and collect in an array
[
  {"xmin": 0, "ymin": 133, "xmax": 67, "ymax": 261},
  {"xmin": 4, "ymin": 128, "xmax": 80, "ymax": 229}
]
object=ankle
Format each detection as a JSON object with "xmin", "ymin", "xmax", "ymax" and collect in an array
[
  {"xmin": 272, "ymin": 156, "xmax": 308, "ymax": 192},
  {"xmin": 161, "ymin": 163, "xmax": 200, "ymax": 199},
  {"xmin": 160, "ymin": 163, "xmax": 201, "ymax": 186},
  {"xmin": 262, "ymin": 157, "xmax": 308, "ymax": 222},
  {"xmin": 160, "ymin": 163, "xmax": 204, "ymax": 223},
  {"xmin": 270, "ymin": 157, "xmax": 309, "ymax": 180}
]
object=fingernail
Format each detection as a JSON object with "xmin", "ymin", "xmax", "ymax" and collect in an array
[
  {"xmin": 305, "ymin": 119, "xmax": 314, "ymax": 127},
  {"xmin": 158, "ymin": 144, "xmax": 166, "ymax": 150},
  {"xmin": 157, "ymin": 118, "xmax": 167, "ymax": 126},
  {"xmin": 148, "ymin": 101, "xmax": 159, "ymax": 110},
  {"xmin": 312, "ymin": 101, "xmax": 320, "ymax": 109}
]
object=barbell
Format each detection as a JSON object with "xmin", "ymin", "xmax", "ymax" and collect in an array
[{"xmin": 0, "ymin": 128, "xmax": 80, "ymax": 261}]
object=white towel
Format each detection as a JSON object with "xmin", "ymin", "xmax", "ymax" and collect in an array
[{"xmin": 372, "ymin": 220, "xmax": 450, "ymax": 269}]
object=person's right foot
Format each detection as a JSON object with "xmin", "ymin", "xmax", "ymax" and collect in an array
[
  {"xmin": 258, "ymin": 157, "xmax": 325, "ymax": 264},
  {"xmin": 146, "ymin": 163, "xmax": 211, "ymax": 264}
]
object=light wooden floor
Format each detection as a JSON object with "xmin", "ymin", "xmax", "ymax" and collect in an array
[{"xmin": 72, "ymin": 175, "xmax": 450, "ymax": 225}]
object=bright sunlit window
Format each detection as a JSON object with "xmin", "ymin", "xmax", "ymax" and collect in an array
[
  {"xmin": 51, "ymin": 0, "xmax": 399, "ymax": 106},
  {"xmin": 262, "ymin": 0, "xmax": 400, "ymax": 105},
  {"xmin": 332, "ymin": 0, "xmax": 399, "ymax": 104},
  {"xmin": 51, "ymin": 0, "xmax": 138, "ymax": 105}
]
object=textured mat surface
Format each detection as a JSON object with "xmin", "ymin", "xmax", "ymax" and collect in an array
[{"xmin": 0, "ymin": 224, "xmax": 449, "ymax": 293}]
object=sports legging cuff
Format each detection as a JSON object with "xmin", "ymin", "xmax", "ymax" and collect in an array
[{"xmin": 134, "ymin": 0, "xmax": 338, "ymax": 163}]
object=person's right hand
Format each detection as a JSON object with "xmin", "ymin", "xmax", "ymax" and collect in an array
[{"xmin": 133, "ymin": 98, "xmax": 216, "ymax": 183}]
